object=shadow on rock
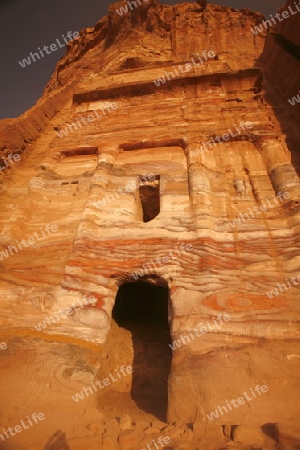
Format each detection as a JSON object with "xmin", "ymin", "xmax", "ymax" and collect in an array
[{"xmin": 43, "ymin": 430, "xmax": 69, "ymax": 450}]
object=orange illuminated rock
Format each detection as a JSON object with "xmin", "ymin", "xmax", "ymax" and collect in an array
[{"xmin": 0, "ymin": 1, "xmax": 299, "ymax": 448}]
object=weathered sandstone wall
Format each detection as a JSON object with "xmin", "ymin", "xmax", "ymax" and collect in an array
[{"xmin": 0, "ymin": 1, "xmax": 299, "ymax": 447}]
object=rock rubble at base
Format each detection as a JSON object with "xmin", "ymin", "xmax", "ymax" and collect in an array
[{"xmin": 66, "ymin": 409, "xmax": 299, "ymax": 450}]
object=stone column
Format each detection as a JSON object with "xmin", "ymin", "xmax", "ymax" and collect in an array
[
  {"xmin": 188, "ymin": 142, "xmax": 214, "ymax": 228},
  {"xmin": 97, "ymin": 144, "xmax": 119, "ymax": 169},
  {"xmin": 256, "ymin": 138, "xmax": 300, "ymax": 203},
  {"xmin": 62, "ymin": 144, "xmax": 120, "ymax": 299},
  {"xmin": 86, "ymin": 143, "xmax": 119, "ymax": 208},
  {"xmin": 187, "ymin": 143, "xmax": 213, "ymax": 222},
  {"xmin": 82, "ymin": 145, "xmax": 119, "ymax": 219}
]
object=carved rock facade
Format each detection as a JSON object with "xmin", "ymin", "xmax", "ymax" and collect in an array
[{"xmin": 0, "ymin": 1, "xmax": 299, "ymax": 448}]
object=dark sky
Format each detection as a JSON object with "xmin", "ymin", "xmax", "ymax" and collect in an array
[{"xmin": 0, "ymin": 0, "xmax": 284, "ymax": 120}]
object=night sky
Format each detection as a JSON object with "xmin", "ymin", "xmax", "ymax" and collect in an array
[{"xmin": 0, "ymin": 0, "xmax": 284, "ymax": 120}]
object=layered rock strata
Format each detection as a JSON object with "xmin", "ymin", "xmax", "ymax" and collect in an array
[{"xmin": 0, "ymin": 0, "xmax": 299, "ymax": 446}]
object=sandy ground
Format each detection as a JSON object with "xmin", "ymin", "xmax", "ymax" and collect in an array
[{"xmin": 0, "ymin": 330, "xmax": 290, "ymax": 450}]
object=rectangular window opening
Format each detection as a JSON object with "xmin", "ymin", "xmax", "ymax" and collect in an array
[{"xmin": 138, "ymin": 175, "xmax": 160, "ymax": 223}]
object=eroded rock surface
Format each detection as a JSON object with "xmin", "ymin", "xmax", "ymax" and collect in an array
[{"xmin": 0, "ymin": 1, "xmax": 299, "ymax": 448}]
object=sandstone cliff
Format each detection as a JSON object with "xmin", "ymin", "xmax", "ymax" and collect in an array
[{"xmin": 0, "ymin": 1, "xmax": 299, "ymax": 449}]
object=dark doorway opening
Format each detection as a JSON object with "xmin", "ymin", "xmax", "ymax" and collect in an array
[
  {"xmin": 138, "ymin": 175, "xmax": 160, "ymax": 222},
  {"xmin": 112, "ymin": 280, "xmax": 172, "ymax": 420}
]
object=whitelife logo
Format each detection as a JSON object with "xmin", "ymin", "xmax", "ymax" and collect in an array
[
  {"xmin": 0, "ymin": 413, "xmax": 45, "ymax": 443},
  {"xmin": 288, "ymin": 90, "xmax": 300, "ymax": 106},
  {"xmin": 0, "ymin": 153, "xmax": 21, "ymax": 171},
  {"xmin": 266, "ymin": 274, "xmax": 300, "ymax": 299},
  {"xmin": 153, "ymin": 50, "xmax": 216, "ymax": 87},
  {"xmin": 0, "ymin": 224, "xmax": 58, "ymax": 261},
  {"xmin": 206, "ymin": 385, "xmax": 268, "ymax": 421},
  {"xmin": 132, "ymin": 243, "xmax": 194, "ymax": 280},
  {"xmin": 94, "ymin": 173, "xmax": 155, "ymax": 210},
  {"xmin": 228, "ymin": 191, "xmax": 290, "ymax": 228},
  {"xmin": 169, "ymin": 314, "xmax": 231, "ymax": 350},
  {"xmin": 72, "ymin": 366, "xmax": 133, "ymax": 402},
  {"xmin": 115, "ymin": 0, "xmax": 150, "ymax": 16},
  {"xmin": 18, "ymin": 31, "xmax": 79, "ymax": 68},
  {"xmin": 34, "ymin": 295, "xmax": 97, "ymax": 332},
  {"xmin": 251, "ymin": 1, "xmax": 300, "ymax": 35},
  {"xmin": 55, "ymin": 102, "xmax": 118, "ymax": 139},
  {"xmin": 141, "ymin": 436, "xmax": 171, "ymax": 450},
  {"xmin": 0, "ymin": 342, "xmax": 7, "ymax": 351},
  {"xmin": 189, "ymin": 121, "xmax": 253, "ymax": 159}
]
